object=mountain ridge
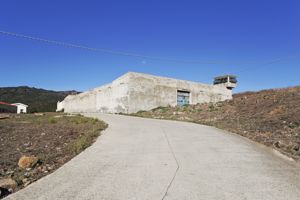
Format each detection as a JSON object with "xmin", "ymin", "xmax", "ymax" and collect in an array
[{"xmin": 0, "ymin": 86, "xmax": 79, "ymax": 112}]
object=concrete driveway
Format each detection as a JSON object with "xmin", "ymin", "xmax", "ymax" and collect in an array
[{"xmin": 6, "ymin": 114, "xmax": 300, "ymax": 200}]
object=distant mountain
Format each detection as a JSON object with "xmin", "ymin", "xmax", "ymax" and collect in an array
[{"xmin": 0, "ymin": 86, "xmax": 79, "ymax": 113}]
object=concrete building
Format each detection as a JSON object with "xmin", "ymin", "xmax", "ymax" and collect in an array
[
  {"xmin": 11, "ymin": 103, "xmax": 28, "ymax": 114},
  {"xmin": 57, "ymin": 72, "xmax": 237, "ymax": 114}
]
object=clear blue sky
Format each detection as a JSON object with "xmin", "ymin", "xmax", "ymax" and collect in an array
[{"xmin": 0, "ymin": 0, "xmax": 299, "ymax": 93}]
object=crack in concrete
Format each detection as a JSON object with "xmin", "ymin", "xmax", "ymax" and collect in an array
[{"xmin": 161, "ymin": 127, "xmax": 180, "ymax": 200}]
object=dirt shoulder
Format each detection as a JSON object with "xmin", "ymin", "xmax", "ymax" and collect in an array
[
  {"xmin": 0, "ymin": 113, "xmax": 107, "ymax": 199},
  {"xmin": 132, "ymin": 86, "xmax": 300, "ymax": 161}
]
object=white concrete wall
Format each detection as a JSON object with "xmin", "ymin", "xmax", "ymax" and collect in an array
[
  {"xmin": 95, "ymin": 75, "xmax": 130, "ymax": 113},
  {"xmin": 62, "ymin": 75, "xmax": 130, "ymax": 113},
  {"xmin": 17, "ymin": 105, "xmax": 27, "ymax": 114},
  {"xmin": 56, "ymin": 101, "xmax": 64, "ymax": 112},
  {"xmin": 58, "ymin": 72, "xmax": 233, "ymax": 114},
  {"xmin": 63, "ymin": 90, "xmax": 97, "ymax": 113},
  {"xmin": 126, "ymin": 72, "xmax": 232, "ymax": 113}
]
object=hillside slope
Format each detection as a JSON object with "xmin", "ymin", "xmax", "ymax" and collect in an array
[
  {"xmin": 133, "ymin": 86, "xmax": 300, "ymax": 160},
  {"xmin": 0, "ymin": 86, "xmax": 78, "ymax": 112}
]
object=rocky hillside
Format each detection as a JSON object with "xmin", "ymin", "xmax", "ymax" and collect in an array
[
  {"xmin": 0, "ymin": 86, "xmax": 79, "ymax": 113},
  {"xmin": 133, "ymin": 86, "xmax": 300, "ymax": 160}
]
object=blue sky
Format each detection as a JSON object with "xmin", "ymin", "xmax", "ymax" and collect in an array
[{"xmin": 0, "ymin": 0, "xmax": 299, "ymax": 93}]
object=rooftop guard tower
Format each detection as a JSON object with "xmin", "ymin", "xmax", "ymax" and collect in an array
[{"xmin": 214, "ymin": 75, "xmax": 237, "ymax": 90}]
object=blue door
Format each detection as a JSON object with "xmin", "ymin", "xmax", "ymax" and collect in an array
[{"xmin": 177, "ymin": 91, "xmax": 190, "ymax": 106}]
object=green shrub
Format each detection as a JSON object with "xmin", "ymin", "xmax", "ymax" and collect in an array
[
  {"xmin": 68, "ymin": 135, "xmax": 90, "ymax": 154},
  {"xmin": 152, "ymin": 106, "xmax": 169, "ymax": 113},
  {"xmin": 137, "ymin": 110, "xmax": 147, "ymax": 114},
  {"xmin": 208, "ymin": 104, "xmax": 217, "ymax": 112},
  {"xmin": 49, "ymin": 118, "xmax": 57, "ymax": 124},
  {"xmin": 71, "ymin": 117, "xmax": 90, "ymax": 124}
]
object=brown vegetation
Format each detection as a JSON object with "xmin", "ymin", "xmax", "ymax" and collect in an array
[{"xmin": 0, "ymin": 113, "xmax": 107, "ymax": 198}]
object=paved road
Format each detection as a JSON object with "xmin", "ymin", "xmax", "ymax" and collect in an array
[{"xmin": 6, "ymin": 114, "xmax": 300, "ymax": 200}]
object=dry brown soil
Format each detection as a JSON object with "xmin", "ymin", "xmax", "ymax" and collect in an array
[{"xmin": 0, "ymin": 113, "xmax": 107, "ymax": 197}]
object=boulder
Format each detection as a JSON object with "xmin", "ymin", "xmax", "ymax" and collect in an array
[
  {"xmin": 0, "ymin": 114, "xmax": 9, "ymax": 120},
  {"xmin": 18, "ymin": 156, "xmax": 39, "ymax": 169},
  {"xmin": 0, "ymin": 178, "xmax": 17, "ymax": 191}
]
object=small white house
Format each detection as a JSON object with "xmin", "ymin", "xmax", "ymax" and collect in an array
[{"xmin": 11, "ymin": 103, "xmax": 28, "ymax": 114}]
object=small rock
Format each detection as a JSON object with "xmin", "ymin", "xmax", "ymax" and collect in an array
[
  {"xmin": 0, "ymin": 178, "xmax": 17, "ymax": 191},
  {"xmin": 5, "ymin": 170, "xmax": 14, "ymax": 175},
  {"xmin": 39, "ymin": 166, "xmax": 47, "ymax": 172},
  {"xmin": 18, "ymin": 156, "xmax": 39, "ymax": 169},
  {"xmin": 26, "ymin": 168, "xmax": 32, "ymax": 171},
  {"xmin": 37, "ymin": 166, "xmax": 42, "ymax": 172},
  {"xmin": 274, "ymin": 141, "xmax": 282, "ymax": 148},
  {"xmin": 24, "ymin": 181, "xmax": 31, "ymax": 187},
  {"xmin": 24, "ymin": 172, "xmax": 31, "ymax": 178},
  {"xmin": 293, "ymin": 145, "xmax": 299, "ymax": 151},
  {"xmin": 22, "ymin": 178, "xmax": 28, "ymax": 184},
  {"xmin": 22, "ymin": 178, "xmax": 31, "ymax": 187},
  {"xmin": 24, "ymin": 142, "xmax": 31, "ymax": 147},
  {"xmin": 34, "ymin": 113, "xmax": 44, "ymax": 116},
  {"xmin": 41, "ymin": 132, "xmax": 46, "ymax": 136}
]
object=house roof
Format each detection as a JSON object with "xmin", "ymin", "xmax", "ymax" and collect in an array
[
  {"xmin": 0, "ymin": 101, "xmax": 17, "ymax": 107},
  {"xmin": 11, "ymin": 103, "xmax": 28, "ymax": 107}
]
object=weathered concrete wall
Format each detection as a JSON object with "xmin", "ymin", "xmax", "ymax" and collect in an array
[
  {"xmin": 61, "ymin": 74, "xmax": 130, "ymax": 113},
  {"xmin": 126, "ymin": 72, "xmax": 232, "ymax": 113},
  {"xmin": 58, "ymin": 72, "xmax": 233, "ymax": 114},
  {"xmin": 95, "ymin": 75, "xmax": 130, "ymax": 113},
  {"xmin": 62, "ymin": 90, "xmax": 97, "ymax": 113},
  {"xmin": 56, "ymin": 101, "xmax": 64, "ymax": 112}
]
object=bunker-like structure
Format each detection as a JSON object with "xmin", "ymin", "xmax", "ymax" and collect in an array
[{"xmin": 57, "ymin": 72, "xmax": 237, "ymax": 114}]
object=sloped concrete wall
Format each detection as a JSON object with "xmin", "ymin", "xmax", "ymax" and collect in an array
[
  {"xmin": 63, "ymin": 90, "xmax": 97, "ymax": 113},
  {"xmin": 61, "ymin": 74, "xmax": 130, "ymax": 113},
  {"xmin": 58, "ymin": 72, "xmax": 233, "ymax": 114},
  {"xmin": 56, "ymin": 101, "xmax": 64, "ymax": 112},
  {"xmin": 95, "ymin": 75, "xmax": 130, "ymax": 113}
]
